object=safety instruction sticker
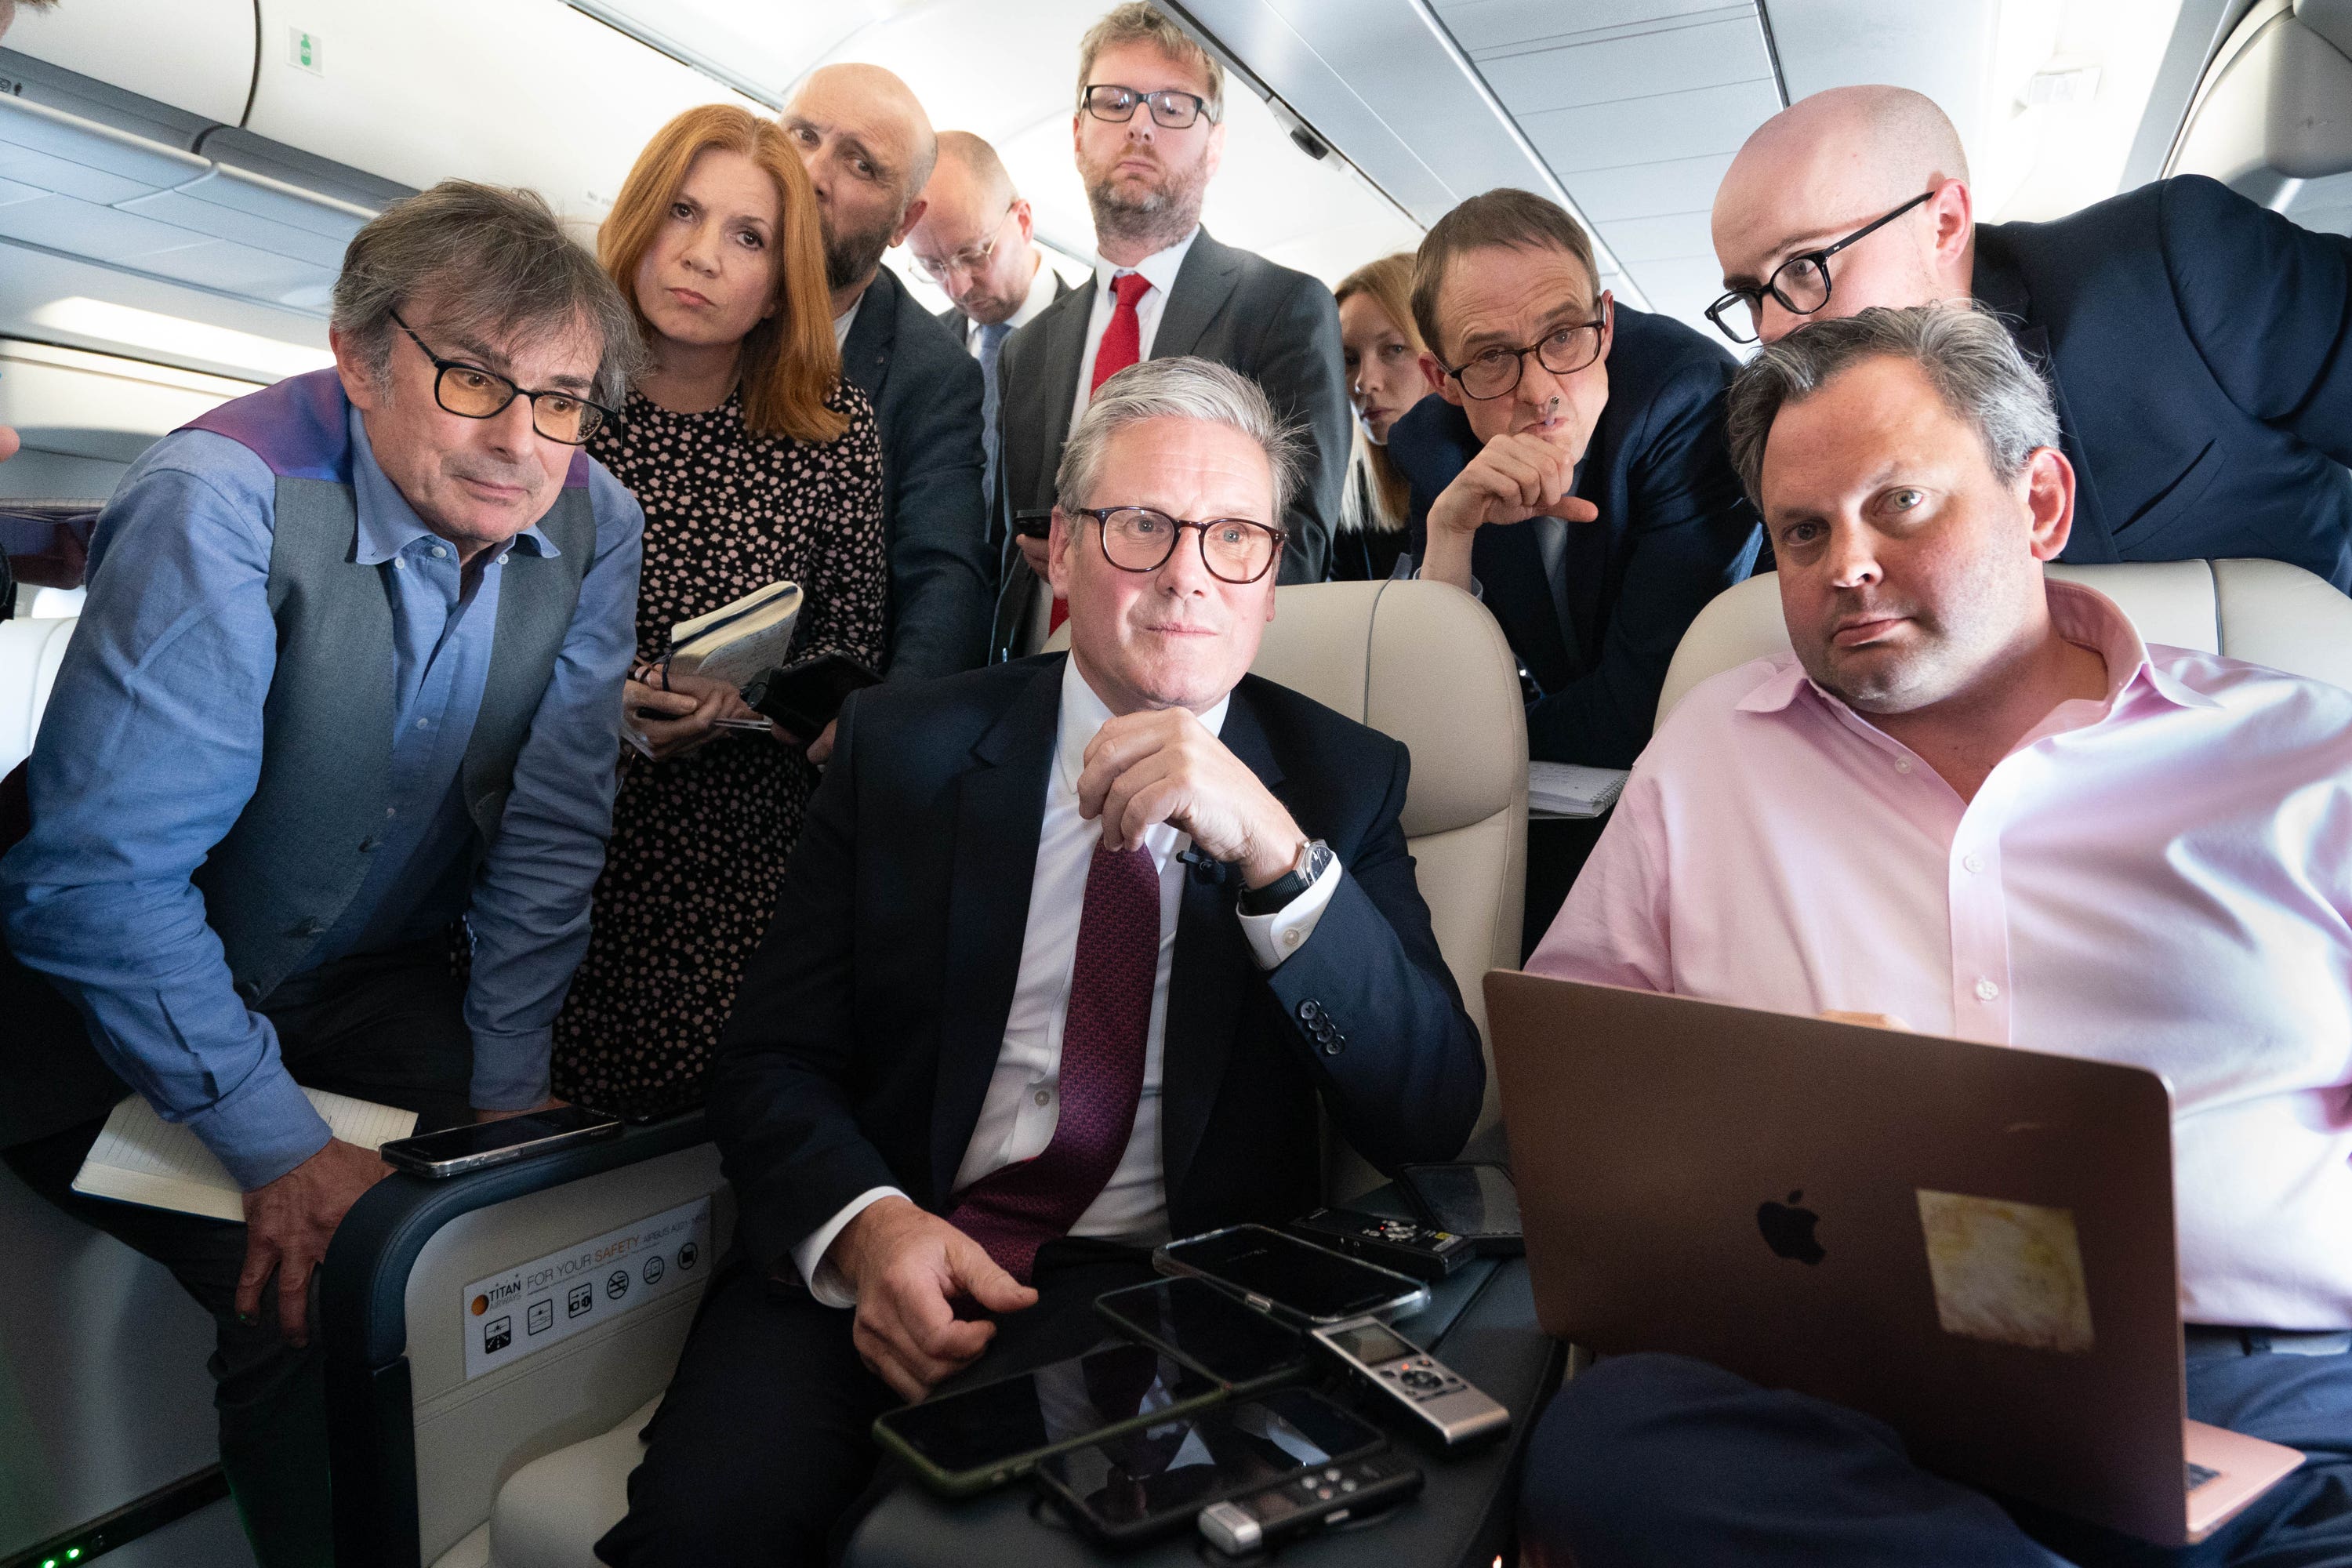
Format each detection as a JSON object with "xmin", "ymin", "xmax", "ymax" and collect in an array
[{"xmin": 459, "ymin": 1196, "xmax": 712, "ymax": 1381}]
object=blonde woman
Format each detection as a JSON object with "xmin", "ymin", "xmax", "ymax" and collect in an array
[{"xmin": 1329, "ymin": 252, "xmax": 1437, "ymax": 580}]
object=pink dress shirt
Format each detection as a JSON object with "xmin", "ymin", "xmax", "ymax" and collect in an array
[{"xmin": 1530, "ymin": 582, "xmax": 2352, "ymax": 1329}]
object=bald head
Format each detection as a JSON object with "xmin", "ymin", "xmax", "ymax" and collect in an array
[
  {"xmin": 908, "ymin": 130, "xmax": 1041, "ymax": 324},
  {"xmin": 784, "ymin": 63, "xmax": 942, "ymax": 299},
  {"xmin": 788, "ymin": 64, "xmax": 939, "ymax": 205},
  {"xmin": 931, "ymin": 132, "xmax": 1015, "ymax": 218},
  {"xmin": 1711, "ymin": 86, "xmax": 1976, "ymax": 343}
]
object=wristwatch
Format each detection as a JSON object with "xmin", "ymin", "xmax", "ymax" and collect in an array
[{"xmin": 1237, "ymin": 839, "xmax": 1334, "ymax": 916}]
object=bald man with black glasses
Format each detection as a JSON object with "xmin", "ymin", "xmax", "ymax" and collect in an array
[{"xmin": 1711, "ymin": 84, "xmax": 2352, "ymax": 592}]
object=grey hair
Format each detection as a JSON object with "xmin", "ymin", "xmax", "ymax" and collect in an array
[
  {"xmin": 1726, "ymin": 303, "xmax": 2060, "ymax": 509},
  {"xmin": 331, "ymin": 180, "xmax": 647, "ymax": 411},
  {"xmin": 1056, "ymin": 356, "xmax": 1304, "ymax": 528}
]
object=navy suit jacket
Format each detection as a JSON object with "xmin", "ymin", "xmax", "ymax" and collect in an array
[
  {"xmin": 1976, "ymin": 176, "xmax": 2352, "ymax": 588},
  {"xmin": 839, "ymin": 264, "xmax": 993, "ymax": 681},
  {"xmin": 710, "ymin": 655, "xmax": 1486, "ymax": 1275},
  {"xmin": 1391, "ymin": 303, "xmax": 1761, "ymax": 768}
]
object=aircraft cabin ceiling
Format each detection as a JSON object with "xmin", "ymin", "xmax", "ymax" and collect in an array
[{"xmin": 0, "ymin": 0, "xmax": 2321, "ymax": 386}]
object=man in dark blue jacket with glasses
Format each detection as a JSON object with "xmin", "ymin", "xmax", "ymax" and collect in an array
[
  {"xmin": 1711, "ymin": 83, "xmax": 2352, "ymax": 592},
  {"xmin": 1388, "ymin": 189, "xmax": 1762, "ymax": 772}
]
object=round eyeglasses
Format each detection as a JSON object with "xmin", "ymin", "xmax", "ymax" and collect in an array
[
  {"xmin": 389, "ymin": 310, "xmax": 617, "ymax": 445},
  {"xmin": 1705, "ymin": 191, "xmax": 1936, "ymax": 345},
  {"xmin": 1081, "ymin": 82, "xmax": 1216, "ymax": 129},
  {"xmin": 1078, "ymin": 506, "xmax": 1283, "ymax": 583},
  {"xmin": 1439, "ymin": 299, "xmax": 1611, "ymax": 401},
  {"xmin": 914, "ymin": 202, "xmax": 1017, "ymax": 283}
]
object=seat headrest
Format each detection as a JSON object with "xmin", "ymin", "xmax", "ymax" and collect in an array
[
  {"xmin": 1657, "ymin": 560, "xmax": 2352, "ymax": 728},
  {"xmin": 1043, "ymin": 580, "xmax": 1525, "ymax": 837}
]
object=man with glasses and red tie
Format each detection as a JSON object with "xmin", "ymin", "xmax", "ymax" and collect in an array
[
  {"xmin": 1386, "ymin": 189, "xmax": 1764, "ymax": 782},
  {"xmin": 593, "ymin": 357, "xmax": 1483, "ymax": 1568},
  {"xmin": 987, "ymin": 2, "xmax": 1350, "ymax": 660},
  {"xmin": 0, "ymin": 182, "xmax": 644, "ymax": 1568},
  {"xmin": 1709, "ymin": 84, "xmax": 2352, "ymax": 592}
]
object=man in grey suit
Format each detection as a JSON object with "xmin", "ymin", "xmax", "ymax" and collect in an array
[
  {"xmin": 909, "ymin": 131, "xmax": 1075, "ymax": 513},
  {"xmin": 989, "ymin": 3, "xmax": 1349, "ymax": 659},
  {"xmin": 783, "ymin": 64, "xmax": 993, "ymax": 705}
]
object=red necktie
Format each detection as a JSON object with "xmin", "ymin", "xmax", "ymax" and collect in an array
[
  {"xmin": 1051, "ymin": 274, "xmax": 1154, "ymax": 635},
  {"xmin": 946, "ymin": 840, "xmax": 1160, "ymax": 1283},
  {"xmin": 1090, "ymin": 271, "xmax": 1152, "ymax": 394}
]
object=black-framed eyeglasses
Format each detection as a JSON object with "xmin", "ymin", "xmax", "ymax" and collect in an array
[
  {"xmin": 1705, "ymin": 191, "xmax": 1936, "ymax": 345},
  {"xmin": 1076, "ymin": 506, "xmax": 1283, "ymax": 583},
  {"xmin": 1439, "ymin": 298, "xmax": 1612, "ymax": 401},
  {"xmin": 1081, "ymin": 82, "xmax": 1216, "ymax": 129},
  {"xmin": 913, "ymin": 201, "xmax": 1017, "ymax": 283},
  {"xmin": 389, "ymin": 310, "xmax": 617, "ymax": 446}
]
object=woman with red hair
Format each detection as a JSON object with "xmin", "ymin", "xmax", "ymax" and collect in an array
[{"xmin": 552, "ymin": 103, "xmax": 886, "ymax": 1117}]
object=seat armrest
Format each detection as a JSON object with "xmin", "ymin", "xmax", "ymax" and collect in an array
[{"xmin": 322, "ymin": 1110, "xmax": 713, "ymax": 1568}]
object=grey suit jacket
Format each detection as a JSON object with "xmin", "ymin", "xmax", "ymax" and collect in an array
[
  {"xmin": 840, "ymin": 263, "xmax": 993, "ymax": 682},
  {"xmin": 987, "ymin": 227, "xmax": 1348, "ymax": 659}
]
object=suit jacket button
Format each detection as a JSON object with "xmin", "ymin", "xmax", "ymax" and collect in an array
[
  {"xmin": 1320, "ymin": 1039, "xmax": 1343, "ymax": 1057},
  {"xmin": 1298, "ymin": 1000, "xmax": 1321, "ymax": 1023}
]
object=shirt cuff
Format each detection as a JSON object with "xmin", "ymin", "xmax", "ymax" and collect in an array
[
  {"xmin": 183, "ymin": 1060, "xmax": 335, "ymax": 1191},
  {"xmin": 469, "ymin": 1025, "xmax": 552, "ymax": 1112},
  {"xmin": 793, "ymin": 1185, "xmax": 908, "ymax": 1308},
  {"xmin": 1408, "ymin": 562, "xmax": 1483, "ymax": 601},
  {"xmin": 1236, "ymin": 853, "xmax": 1344, "ymax": 970}
]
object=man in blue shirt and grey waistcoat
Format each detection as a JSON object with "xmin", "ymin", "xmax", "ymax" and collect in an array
[{"xmin": 0, "ymin": 180, "xmax": 646, "ymax": 1568}]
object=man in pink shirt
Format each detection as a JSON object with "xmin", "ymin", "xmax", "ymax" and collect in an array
[{"xmin": 1519, "ymin": 303, "xmax": 2352, "ymax": 1566}]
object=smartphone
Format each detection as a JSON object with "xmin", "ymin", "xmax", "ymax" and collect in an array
[
  {"xmin": 750, "ymin": 650, "xmax": 881, "ymax": 739},
  {"xmin": 1033, "ymin": 1386, "xmax": 1386, "ymax": 1545},
  {"xmin": 1396, "ymin": 1163, "xmax": 1523, "ymax": 1256},
  {"xmin": 1154, "ymin": 1225, "xmax": 1429, "ymax": 1327},
  {"xmin": 871, "ymin": 1341, "xmax": 1225, "ymax": 1498},
  {"xmin": 1011, "ymin": 507, "xmax": 1054, "ymax": 539},
  {"xmin": 379, "ymin": 1105, "xmax": 622, "ymax": 1178},
  {"xmin": 1093, "ymin": 1276, "xmax": 1308, "ymax": 1394}
]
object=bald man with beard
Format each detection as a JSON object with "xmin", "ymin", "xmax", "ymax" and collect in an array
[
  {"xmin": 1710, "ymin": 85, "xmax": 2352, "ymax": 592},
  {"xmin": 782, "ymin": 64, "xmax": 993, "ymax": 691}
]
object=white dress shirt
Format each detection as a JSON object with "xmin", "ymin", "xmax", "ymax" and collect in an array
[
  {"xmin": 794, "ymin": 657, "xmax": 1343, "ymax": 1305},
  {"xmin": 831, "ymin": 295, "xmax": 862, "ymax": 350},
  {"xmin": 1068, "ymin": 227, "xmax": 1200, "ymax": 428},
  {"xmin": 962, "ymin": 252, "xmax": 1060, "ymax": 354}
]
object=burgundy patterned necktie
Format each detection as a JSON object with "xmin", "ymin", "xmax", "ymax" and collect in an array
[{"xmin": 948, "ymin": 840, "xmax": 1160, "ymax": 1283}]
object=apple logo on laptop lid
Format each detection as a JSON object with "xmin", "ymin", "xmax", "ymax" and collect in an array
[{"xmin": 1757, "ymin": 1190, "xmax": 1825, "ymax": 1265}]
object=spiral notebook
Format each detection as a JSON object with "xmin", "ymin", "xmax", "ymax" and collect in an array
[{"xmin": 71, "ymin": 1088, "xmax": 416, "ymax": 1221}]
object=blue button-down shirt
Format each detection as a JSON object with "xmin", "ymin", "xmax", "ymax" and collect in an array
[{"xmin": 2, "ymin": 408, "xmax": 642, "ymax": 1188}]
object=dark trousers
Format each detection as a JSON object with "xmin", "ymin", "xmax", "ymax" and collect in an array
[
  {"xmin": 597, "ymin": 1240, "xmax": 1160, "ymax": 1568},
  {"xmin": 3, "ymin": 941, "xmax": 473, "ymax": 1568},
  {"xmin": 1519, "ymin": 1348, "xmax": 2352, "ymax": 1567}
]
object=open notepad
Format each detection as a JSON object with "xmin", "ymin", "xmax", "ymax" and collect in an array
[{"xmin": 71, "ymin": 1089, "xmax": 417, "ymax": 1221}]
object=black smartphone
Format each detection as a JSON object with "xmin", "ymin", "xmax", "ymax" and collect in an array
[
  {"xmin": 379, "ymin": 1105, "xmax": 622, "ymax": 1178},
  {"xmin": 1154, "ymin": 1224, "xmax": 1428, "ymax": 1327},
  {"xmin": 1011, "ymin": 507, "xmax": 1054, "ymax": 539},
  {"xmin": 1396, "ymin": 1162, "xmax": 1523, "ymax": 1255},
  {"xmin": 750, "ymin": 650, "xmax": 881, "ymax": 739},
  {"xmin": 1093, "ymin": 1276, "xmax": 1308, "ymax": 1394},
  {"xmin": 870, "ymin": 1341, "xmax": 1225, "ymax": 1498},
  {"xmin": 1033, "ymin": 1386, "xmax": 1386, "ymax": 1545}
]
